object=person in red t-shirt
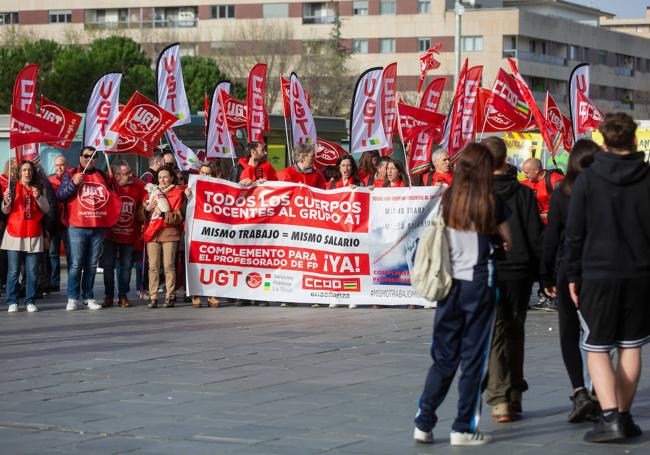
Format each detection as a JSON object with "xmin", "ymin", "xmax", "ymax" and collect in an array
[
  {"xmin": 521, "ymin": 158, "xmax": 563, "ymax": 224},
  {"xmin": 100, "ymin": 161, "xmax": 146, "ymax": 308},
  {"xmin": 420, "ymin": 149, "xmax": 453, "ymax": 186},
  {"xmin": 384, "ymin": 159, "xmax": 408, "ymax": 188},
  {"xmin": 277, "ymin": 144, "xmax": 326, "ymax": 189}
]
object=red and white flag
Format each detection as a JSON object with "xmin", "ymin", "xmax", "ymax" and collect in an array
[
  {"xmin": 350, "ymin": 68, "xmax": 388, "ymax": 153},
  {"xmin": 110, "ymin": 91, "xmax": 177, "ymax": 148},
  {"xmin": 39, "ymin": 96, "xmax": 82, "ymax": 148},
  {"xmin": 10, "ymin": 64, "xmax": 40, "ymax": 161},
  {"xmin": 569, "ymin": 63, "xmax": 590, "ymax": 142},
  {"xmin": 447, "ymin": 62, "xmax": 483, "ymax": 158},
  {"xmin": 544, "ymin": 92, "xmax": 570, "ymax": 156},
  {"xmin": 156, "ymin": 43, "xmax": 191, "ymax": 126},
  {"xmin": 166, "ymin": 129, "xmax": 200, "ymax": 171},
  {"xmin": 84, "ymin": 72, "xmax": 122, "ymax": 151},
  {"xmin": 314, "ymin": 138, "xmax": 347, "ymax": 170},
  {"xmin": 9, "ymin": 106, "xmax": 62, "ymax": 149},
  {"xmin": 247, "ymin": 63, "xmax": 268, "ymax": 143},
  {"xmin": 576, "ymin": 89, "xmax": 604, "ymax": 134},
  {"xmin": 221, "ymin": 91, "xmax": 248, "ymax": 131},
  {"xmin": 562, "ymin": 114, "xmax": 575, "ymax": 151},
  {"xmin": 508, "ymin": 58, "xmax": 555, "ymax": 157},
  {"xmin": 380, "ymin": 63, "xmax": 398, "ymax": 156},
  {"xmin": 397, "ymin": 102, "xmax": 446, "ymax": 174},
  {"xmin": 290, "ymin": 73, "xmax": 317, "ymax": 147},
  {"xmin": 418, "ymin": 43, "xmax": 442, "ymax": 94},
  {"xmin": 206, "ymin": 81, "xmax": 235, "ymax": 159},
  {"xmin": 280, "ymin": 75, "xmax": 291, "ymax": 119},
  {"xmin": 108, "ymin": 135, "xmax": 154, "ymax": 158},
  {"xmin": 420, "ymin": 77, "xmax": 446, "ymax": 113}
]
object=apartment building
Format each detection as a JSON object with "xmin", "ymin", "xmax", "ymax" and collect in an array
[
  {"xmin": 2, "ymin": 0, "xmax": 650, "ymax": 117},
  {"xmin": 601, "ymin": 6, "xmax": 650, "ymax": 40}
]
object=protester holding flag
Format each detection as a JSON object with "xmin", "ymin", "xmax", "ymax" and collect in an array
[
  {"xmin": 143, "ymin": 165, "xmax": 184, "ymax": 309},
  {"xmin": 2, "ymin": 161, "xmax": 50, "ymax": 313},
  {"xmin": 482, "ymin": 137, "xmax": 544, "ymax": 423},
  {"xmin": 419, "ymin": 149, "xmax": 452, "ymax": 186},
  {"xmin": 229, "ymin": 142, "xmax": 274, "ymax": 184},
  {"xmin": 357, "ymin": 150, "xmax": 379, "ymax": 183},
  {"xmin": 521, "ymin": 158, "xmax": 563, "ymax": 224},
  {"xmin": 414, "ymin": 143, "xmax": 511, "ymax": 446},
  {"xmin": 541, "ymin": 139, "xmax": 600, "ymax": 424},
  {"xmin": 100, "ymin": 161, "xmax": 146, "ymax": 309},
  {"xmin": 327, "ymin": 155, "xmax": 360, "ymax": 190},
  {"xmin": 383, "ymin": 159, "xmax": 407, "ymax": 188},
  {"xmin": 277, "ymin": 144, "xmax": 326, "ymax": 189},
  {"xmin": 140, "ymin": 154, "xmax": 163, "ymax": 184},
  {"xmin": 57, "ymin": 147, "xmax": 120, "ymax": 312},
  {"xmin": 566, "ymin": 113, "xmax": 650, "ymax": 442},
  {"xmin": 364, "ymin": 156, "xmax": 389, "ymax": 188},
  {"xmin": 47, "ymin": 156, "xmax": 69, "ymax": 292}
]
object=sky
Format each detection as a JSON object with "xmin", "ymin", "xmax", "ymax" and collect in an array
[{"xmin": 570, "ymin": 0, "xmax": 648, "ymax": 18}]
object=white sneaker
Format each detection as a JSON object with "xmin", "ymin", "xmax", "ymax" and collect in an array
[
  {"xmin": 414, "ymin": 427, "xmax": 433, "ymax": 443},
  {"xmin": 329, "ymin": 303, "xmax": 338, "ymax": 308},
  {"xmin": 26, "ymin": 303, "xmax": 38, "ymax": 313},
  {"xmin": 450, "ymin": 430, "xmax": 491, "ymax": 446},
  {"xmin": 84, "ymin": 299, "xmax": 102, "ymax": 310},
  {"xmin": 424, "ymin": 304, "xmax": 435, "ymax": 309},
  {"xmin": 348, "ymin": 304, "xmax": 357, "ymax": 309},
  {"xmin": 66, "ymin": 299, "xmax": 79, "ymax": 311},
  {"xmin": 7, "ymin": 304, "xmax": 18, "ymax": 313}
]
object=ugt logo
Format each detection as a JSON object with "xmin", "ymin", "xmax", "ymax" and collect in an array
[
  {"xmin": 78, "ymin": 182, "xmax": 109, "ymax": 210},
  {"xmin": 128, "ymin": 105, "xmax": 160, "ymax": 135}
]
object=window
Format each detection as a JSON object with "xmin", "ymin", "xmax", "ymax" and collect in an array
[
  {"xmin": 380, "ymin": 0, "xmax": 396, "ymax": 15},
  {"xmin": 418, "ymin": 1, "xmax": 431, "ymax": 14},
  {"xmin": 263, "ymin": 3, "xmax": 288, "ymax": 18},
  {"xmin": 211, "ymin": 5, "xmax": 234, "ymax": 19},
  {"xmin": 380, "ymin": 38, "xmax": 395, "ymax": 53},
  {"xmin": 461, "ymin": 36, "xmax": 483, "ymax": 52},
  {"xmin": 352, "ymin": 39, "xmax": 368, "ymax": 54},
  {"xmin": 418, "ymin": 37, "xmax": 431, "ymax": 52},
  {"xmin": 353, "ymin": 1, "xmax": 368, "ymax": 16},
  {"xmin": 0, "ymin": 12, "xmax": 19, "ymax": 25},
  {"xmin": 598, "ymin": 49, "xmax": 607, "ymax": 65},
  {"xmin": 49, "ymin": 10, "xmax": 72, "ymax": 23},
  {"xmin": 303, "ymin": 2, "xmax": 335, "ymax": 24}
]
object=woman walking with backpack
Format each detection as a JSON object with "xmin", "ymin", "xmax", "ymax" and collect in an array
[{"xmin": 414, "ymin": 143, "xmax": 511, "ymax": 446}]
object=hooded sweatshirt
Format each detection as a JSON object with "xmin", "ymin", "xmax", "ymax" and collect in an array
[
  {"xmin": 492, "ymin": 173, "xmax": 544, "ymax": 280},
  {"xmin": 566, "ymin": 151, "xmax": 650, "ymax": 281}
]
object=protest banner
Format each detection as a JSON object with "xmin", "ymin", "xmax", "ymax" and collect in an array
[{"xmin": 185, "ymin": 177, "xmax": 444, "ymax": 306}]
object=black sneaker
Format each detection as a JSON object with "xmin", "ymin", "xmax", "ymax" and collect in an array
[
  {"xmin": 584, "ymin": 414, "xmax": 626, "ymax": 443},
  {"xmin": 568, "ymin": 389, "xmax": 599, "ymax": 423},
  {"xmin": 621, "ymin": 413, "xmax": 642, "ymax": 438}
]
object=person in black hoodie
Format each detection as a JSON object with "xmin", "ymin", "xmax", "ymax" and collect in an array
[
  {"xmin": 566, "ymin": 113, "xmax": 650, "ymax": 443},
  {"xmin": 482, "ymin": 137, "xmax": 544, "ymax": 423},
  {"xmin": 542, "ymin": 139, "xmax": 600, "ymax": 423}
]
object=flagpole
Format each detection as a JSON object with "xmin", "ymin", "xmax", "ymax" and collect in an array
[
  {"xmin": 104, "ymin": 151, "xmax": 113, "ymax": 176},
  {"xmin": 282, "ymin": 114, "xmax": 293, "ymax": 166},
  {"xmin": 81, "ymin": 149, "xmax": 99, "ymax": 174},
  {"xmin": 402, "ymin": 141, "xmax": 413, "ymax": 187}
]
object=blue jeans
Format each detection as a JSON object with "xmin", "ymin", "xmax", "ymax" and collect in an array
[
  {"xmin": 48, "ymin": 228, "xmax": 70, "ymax": 290},
  {"xmin": 101, "ymin": 239, "xmax": 134, "ymax": 298},
  {"xmin": 132, "ymin": 250, "xmax": 144, "ymax": 294},
  {"xmin": 6, "ymin": 250, "xmax": 39, "ymax": 306},
  {"xmin": 67, "ymin": 227, "xmax": 105, "ymax": 301}
]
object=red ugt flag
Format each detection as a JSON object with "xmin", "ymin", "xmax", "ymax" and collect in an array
[
  {"xmin": 110, "ymin": 91, "xmax": 177, "ymax": 148},
  {"xmin": 418, "ymin": 43, "xmax": 442, "ymax": 94}
]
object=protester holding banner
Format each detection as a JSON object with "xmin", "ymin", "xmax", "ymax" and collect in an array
[
  {"xmin": 57, "ymin": 147, "xmax": 121, "ymax": 312},
  {"xmin": 357, "ymin": 150, "xmax": 379, "ymax": 183},
  {"xmin": 2, "ymin": 161, "xmax": 50, "ymax": 313},
  {"xmin": 277, "ymin": 144, "xmax": 326, "ymax": 189},
  {"xmin": 100, "ymin": 161, "xmax": 146, "ymax": 308},
  {"xmin": 383, "ymin": 159, "xmax": 408, "ymax": 188},
  {"xmin": 364, "ymin": 156, "xmax": 389, "ymax": 188},
  {"xmin": 542, "ymin": 139, "xmax": 600, "ymax": 424},
  {"xmin": 327, "ymin": 155, "xmax": 360, "ymax": 189},
  {"xmin": 143, "ymin": 165, "xmax": 184, "ymax": 309},
  {"xmin": 140, "ymin": 154, "xmax": 163, "ymax": 184},
  {"xmin": 566, "ymin": 113, "xmax": 650, "ymax": 442},
  {"xmin": 420, "ymin": 149, "xmax": 452, "ymax": 186},
  {"xmin": 482, "ymin": 137, "xmax": 544, "ymax": 423},
  {"xmin": 236, "ymin": 142, "xmax": 278, "ymax": 185},
  {"xmin": 47, "ymin": 155, "xmax": 69, "ymax": 292},
  {"xmin": 414, "ymin": 143, "xmax": 511, "ymax": 446}
]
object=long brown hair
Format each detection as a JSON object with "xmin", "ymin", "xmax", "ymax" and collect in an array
[
  {"xmin": 559, "ymin": 139, "xmax": 600, "ymax": 196},
  {"xmin": 442, "ymin": 143, "xmax": 497, "ymax": 234}
]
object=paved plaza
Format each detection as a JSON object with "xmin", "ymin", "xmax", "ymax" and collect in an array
[{"xmin": 1, "ymin": 285, "xmax": 649, "ymax": 455}]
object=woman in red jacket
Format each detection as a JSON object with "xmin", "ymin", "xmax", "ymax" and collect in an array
[
  {"xmin": 327, "ymin": 155, "xmax": 360, "ymax": 189},
  {"xmin": 2, "ymin": 161, "xmax": 50, "ymax": 313},
  {"xmin": 384, "ymin": 159, "xmax": 408, "ymax": 188}
]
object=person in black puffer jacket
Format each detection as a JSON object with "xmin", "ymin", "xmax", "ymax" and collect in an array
[{"xmin": 482, "ymin": 137, "xmax": 544, "ymax": 423}]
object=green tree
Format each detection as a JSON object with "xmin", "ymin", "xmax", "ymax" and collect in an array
[
  {"xmin": 181, "ymin": 55, "xmax": 245, "ymax": 111},
  {"xmin": 46, "ymin": 46, "xmax": 94, "ymax": 112}
]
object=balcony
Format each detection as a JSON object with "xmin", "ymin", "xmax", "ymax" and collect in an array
[
  {"xmin": 614, "ymin": 67, "xmax": 634, "ymax": 77},
  {"xmin": 85, "ymin": 18, "xmax": 197, "ymax": 29},
  {"xmin": 504, "ymin": 50, "xmax": 567, "ymax": 66},
  {"xmin": 302, "ymin": 15, "xmax": 336, "ymax": 24}
]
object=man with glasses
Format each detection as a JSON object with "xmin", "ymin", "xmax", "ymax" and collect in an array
[
  {"xmin": 56, "ymin": 147, "xmax": 121, "ymax": 311},
  {"xmin": 100, "ymin": 161, "xmax": 146, "ymax": 308}
]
